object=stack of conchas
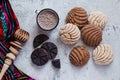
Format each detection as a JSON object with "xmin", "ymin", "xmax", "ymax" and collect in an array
[
  {"xmin": 80, "ymin": 10, "xmax": 108, "ymax": 47},
  {"xmin": 59, "ymin": 6, "xmax": 114, "ymax": 67},
  {"xmin": 87, "ymin": 11, "xmax": 114, "ymax": 65},
  {"xmin": 59, "ymin": 7, "xmax": 88, "ymax": 45}
]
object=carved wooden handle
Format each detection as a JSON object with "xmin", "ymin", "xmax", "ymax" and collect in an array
[
  {"xmin": 0, "ymin": 29, "xmax": 29, "ymax": 80},
  {"xmin": 0, "ymin": 53, "xmax": 15, "ymax": 80}
]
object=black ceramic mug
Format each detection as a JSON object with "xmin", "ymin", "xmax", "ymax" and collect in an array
[{"xmin": 36, "ymin": 8, "xmax": 59, "ymax": 31}]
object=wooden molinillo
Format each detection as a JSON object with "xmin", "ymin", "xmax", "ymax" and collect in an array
[{"xmin": 0, "ymin": 29, "xmax": 29, "ymax": 80}]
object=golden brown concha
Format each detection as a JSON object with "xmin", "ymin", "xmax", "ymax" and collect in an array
[
  {"xmin": 66, "ymin": 7, "xmax": 88, "ymax": 29},
  {"xmin": 69, "ymin": 46, "xmax": 90, "ymax": 67},
  {"xmin": 81, "ymin": 24, "xmax": 102, "ymax": 47}
]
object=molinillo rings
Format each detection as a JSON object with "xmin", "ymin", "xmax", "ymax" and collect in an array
[{"xmin": 0, "ymin": 29, "xmax": 29, "ymax": 80}]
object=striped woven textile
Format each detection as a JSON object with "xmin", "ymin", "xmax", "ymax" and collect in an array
[{"xmin": 0, "ymin": 0, "xmax": 34, "ymax": 80}]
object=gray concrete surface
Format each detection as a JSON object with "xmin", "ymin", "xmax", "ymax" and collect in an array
[{"xmin": 10, "ymin": 0, "xmax": 120, "ymax": 80}]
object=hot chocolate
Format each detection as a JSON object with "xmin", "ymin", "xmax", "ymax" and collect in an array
[{"xmin": 37, "ymin": 9, "xmax": 59, "ymax": 30}]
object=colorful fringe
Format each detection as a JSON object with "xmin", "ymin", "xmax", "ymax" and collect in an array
[{"xmin": 0, "ymin": 0, "xmax": 34, "ymax": 80}]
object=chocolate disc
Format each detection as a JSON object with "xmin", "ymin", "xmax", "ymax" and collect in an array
[
  {"xmin": 41, "ymin": 42, "xmax": 58, "ymax": 59},
  {"xmin": 31, "ymin": 48, "xmax": 49, "ymax": 66},
  {"xmin": 33, "ymin": 34, "xmax": 49, "ymax": 48},
  {"xmin": 52, "ymin": 59, "xmax": 61, "ymax": 69}
]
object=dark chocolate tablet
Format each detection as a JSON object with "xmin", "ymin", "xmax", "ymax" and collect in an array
[
  {"xmin": 52, "ymin": 59, "xmax": 61, "ymax": 69},
  {"xmin": 33, "ymin": 34, "xmax": 49, "ymax": 48},
  {"xmin": 41, "ymin": 42, "xmax": 58, "ymax": 59},
  {"xmin": 31, "ymin": 48, "xmax": 49, "ymax": 66}
]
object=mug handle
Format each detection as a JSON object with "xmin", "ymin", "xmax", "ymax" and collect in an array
[{"xmin": 35, "ymin": 10, "xmax": 40, "ymax": 14}]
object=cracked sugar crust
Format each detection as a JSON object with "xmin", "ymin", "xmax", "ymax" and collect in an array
[
  {"xmin": 81, "ymin": 24, "xmax": 102, "ymax": 47},
  {"xmin": 69, "ymin": 46, "xmax": 90, "ymax": 67},
  {"xmin": 59, "ymin": 23, "xmax": 81, "ymax": 44},
  {"xmin": 88, "ymin": 11, "xmax": 107, "ymax": 29},
  {"xmin": 66, "ymin": 7, "xmax": 88, "ymax": 29},
  {"xmin": 93, "ymin": 44, "xmax": 114, "ymax": 65}
]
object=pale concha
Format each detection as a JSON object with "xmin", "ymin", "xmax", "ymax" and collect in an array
[
  {"xmin": 59, "ymin": 23, "xmax": 81, "ymax": 44},
  {"xmin": 88, "ymin": 11, "xmax": 107, "ymax": 29},
  {"xmin": 93, "ymin": 44, "xmax": 114, "ymax": 65}
]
